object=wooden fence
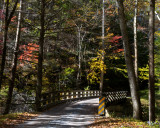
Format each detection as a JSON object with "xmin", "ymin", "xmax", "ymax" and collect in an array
[
  {"xmin": 41, "ymin": 90, "xmax": 101, "ymax": 110},
  {"xmin": 40, "ymin": 90, "xmax": 128, "ymax": 110},
  {"xmin": 103, "ymin": 91, "xmax": 128, "ymax": 106}
]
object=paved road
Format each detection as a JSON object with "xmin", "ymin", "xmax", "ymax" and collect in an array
[{"xmin": 17, "ymin": 98, "xmax": 99, "ymax": 128}]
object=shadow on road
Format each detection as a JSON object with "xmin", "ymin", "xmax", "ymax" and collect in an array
[{"xmin": 16, "ymin": 98, "xmax": 99, "ymax": 128}]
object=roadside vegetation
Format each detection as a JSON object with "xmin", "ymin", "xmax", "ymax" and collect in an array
[{"xmin": 90, "ymin": 89, "xmax": 160, "ymax": 128}]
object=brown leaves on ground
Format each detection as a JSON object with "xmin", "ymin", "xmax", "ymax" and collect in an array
[
  {"xmin": 0, "ymin": 112, "xmax": 39, "ymax": 128},
  {"xmin": 89, "ymin": 117, "xmax": 149, "ymax": 128}
]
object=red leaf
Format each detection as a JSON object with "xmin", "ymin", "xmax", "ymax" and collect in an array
[
  {"xmin": 19, "ymin": 42, "xmax": 39, "ymax": 63},
  {"xmin": 113, "ymin": 48, "xmax": 124, "ymax": 53},
  {"xmin": 109, "ymin": 36, "xmax": 122, "ymax": 43}
]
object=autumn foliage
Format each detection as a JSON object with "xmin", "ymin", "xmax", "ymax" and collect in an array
[
  {"xmin": 18, "ymin": 43, "xmax": 39, "ymax": 64},
  {"xmin": 109, "ymin": 36, "xmax": 122, "ymax": 43},
  {"xmin": 109, "ymin": 36, "xmax": 124, "ymax": 53}
]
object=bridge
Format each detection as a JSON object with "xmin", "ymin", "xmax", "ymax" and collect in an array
[
  {"xmin": 41, "ymin": 90, "xmax": 101, "ymax": 110},
  {"xmin": 17, "ymin": 90, "xmax": 128, "ymax": 128},
  {"xmin": 40, "ymin": 90, "xmax": 128, "ymax": 110}
]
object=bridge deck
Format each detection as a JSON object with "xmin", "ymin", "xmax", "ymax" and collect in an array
[{"xmin": 16, "ymin": 98, "xmax": 99, "ymax": 128}]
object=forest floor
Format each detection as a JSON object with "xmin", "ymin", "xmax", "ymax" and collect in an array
[
  {"xmin": 0, "ymin": 112, "xmax": 39, "ymax": 128},
  {"xmin": 89, "ymin": 117, "xmax": 149, "ymax": 128},
  {"xmin": 0, "ymin": 90, "xmax": 160, "ymax": 128}
]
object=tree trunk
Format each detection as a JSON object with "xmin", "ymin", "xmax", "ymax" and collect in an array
[
  {"xmin": 76, "ymin": 25, "xmax": 86, "ymax": 89},
  {"xmin": 134, "ymin": 0, "xmax": 138, "ymax": 84},
  {"xmin": 0, "ymin": 0, "xmax": 4, "ymax": 32},
  {"xmin": 36, "ymin": 0, "xmax": 45, "ymax": 111},
  {"xmin": 76, "ymin": 27, "xmax": 82, "ymax": 89},
  {"xmin": 3, "ymin": 0, "xmax": 23, "ymax": 114},
  {"xmin": 149, "ymin": 0, "xmax": 155, "ymax": 123},
  {"xmin": 117, "ymin": 0, "xmax": 142, "ymax": 120},
  {"xmin": 0, "ymin": 0, "xmax": 18, "ymax": 89},
  {"xmin": 0, "ymin": 0, "xmax": 9, "ymax": 89},
  {"xmin": 100, "ymin": 0, "xmax": 105, "ymax": 93}
]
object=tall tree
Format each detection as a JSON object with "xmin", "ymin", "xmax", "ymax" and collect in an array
[
  {"xmin": 0, "ymin": 0, "xmax": 4, "ymax": 32},
  {"xmin": 134, "ymin": 0, "xmax": 138, "ymax": 84},
  {"xmin": 0, "ymin": 0, "xmax": 18, "ymax": 89},
  {"xmin": 100, "ymin": 0, "xmax": 105, "ymax": 93},
  {"xmin": 35, "ymin": 0, "xmax": 45, "ymax": 111},
  {"xmin": 117, "ymin": 0, "xmax": 142, "ymax": 119},
  {"xmin": 148, "ymin": 0, "xmax": 155, "ymax": 123},
  {"xmin": 3, "ymin": 0, "xmax": 23, "ymax": 114},
  {"xmin": 76, "ymin": 24, "xmax": 86, "ymax": 89}
]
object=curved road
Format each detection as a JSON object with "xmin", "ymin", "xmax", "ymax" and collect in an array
[{"xmin": 17, "ymin": 98, "xmax": 99, "ymax": 128}]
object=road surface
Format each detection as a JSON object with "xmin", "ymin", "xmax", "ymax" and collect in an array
[{"xmin": 17, "ymin": 98, "xmax": 99, "ymax": 128}]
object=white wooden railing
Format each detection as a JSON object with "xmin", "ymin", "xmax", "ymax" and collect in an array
[{"xmin": 41, "ymin": 90, "xmax": 101, "ymax": 109}]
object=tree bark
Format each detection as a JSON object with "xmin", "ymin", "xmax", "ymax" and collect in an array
[
  {"xmin": 76, "ymin": 26, "xmax": 82, "ymax": 89},
  {"xmin": 117, "ymin": 0, "xmax": 142, "ymax": 120},
  {"xmin": 76, "ymin": 25, "xmax": 86, "ymax": 89},
  {"xmin": 3, "ymin": 0, "xmax": 23, "ymax": 114},
  {"xmin": 149, "ymin": 0, "xmax": 155, "ymax": 123},
  {"xmin": 100, "ymin": 0, "xmax": 105, "ymax": 93},
  {"xmin": 36, "ymin": 0, "xmax": 45, "ymax": 111},
  {"xmin": 0, "ymin": 0, "xmax": 18, "ymax": 89},
  {"xmin": 0, "ymin": 0, "xmax": 4, "ymax": 32},
  {"xmin": 134, "ymin": 0, "xmax": 138, "ymax": 84}
]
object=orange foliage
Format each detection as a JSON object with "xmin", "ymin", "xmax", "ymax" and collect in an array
[
  {"xmin": 113, "ymin": 49, "xmax": 124, "ymax": 53},
  {"xmin": 18, "ymin": 43, "xmax": 39, "ymax": 64},
  {"xmin": 11, "ymin": 16, "xmax": 17, "ymax": 22},
  {"xmin": 109, "ymin": 36, "xmax": 124, "ymax": 53},
  {"xmin": 109, "ymin": 36, "xmax": 122, "ymax": 43}
]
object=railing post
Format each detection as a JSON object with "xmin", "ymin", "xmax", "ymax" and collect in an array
[
  {"xmin": 71, "ymin": 92, "xmax": 73, "ymax": 99},
  {"xmin": 91, "ymin": 91, "xmax": 93, "ymax": 96},
  {"xmin": 66, "ymin": 92, "xmax": 69, "ymax": 100},
  {"xmin": 69, "ymin": 92, "xmax": 72, "ymax": 99},
  {"xmin": 80, "ymin": 91, "xmax": 83, "ymax": 98},
  {"xmin": 86, "ymin": 91, "xmax": 88, "ymax": 97},
  {"xmin": 83, "ymin": 91, "xmax": 85, "ymax": 97},
  {"xmin": 78, "ymin": 91, "xmax": 80, "ymax": 99},
  {"xmin": 75, "ymin": 91, "xmax": 77, "ymax": 99},
  {"xmin": 73, "ymin": 91, "xmax": 76, "ymax": 99},
  {"xmin": 63, "ymin": 92, "xmax": 66, "ymax": 101}
]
